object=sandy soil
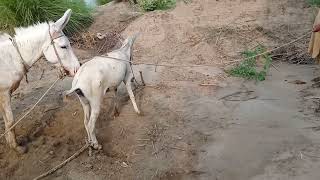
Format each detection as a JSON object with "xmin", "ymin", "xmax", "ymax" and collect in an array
[{"xmin": 1, "ymin": 0, "xmax": 320, "ymax": 180}]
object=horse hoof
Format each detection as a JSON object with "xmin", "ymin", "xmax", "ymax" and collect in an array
[
  {"xmin": 114, "ymin": 108, "xmax": 120, "ymax": 117},
  {"xmin": 15, "ymin": 145, "xmax": 28, "ymax": 154},
  {"xmin": 88, "ymin": 147, "xmax": 93, "ymax": 157},
  {"xmin": 92, "ymin": 143, "xmax": 102, "ymax": 150},
  {"xmin": 114, "ymin": 112, "xmax": 120, "ymax": 117},
  {"xmin": 137, "ymin": 111, "xmax": 143, "ymax": 116}
]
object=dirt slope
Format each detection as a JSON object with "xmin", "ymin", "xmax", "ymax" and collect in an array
[{"xmin": 1, "ymin": 0, "xmax": 320, "ymax": 180}]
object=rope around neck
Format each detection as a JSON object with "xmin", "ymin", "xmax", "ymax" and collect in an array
[{"xmin": 9, "ymin": 37, "xmax": 30, "ymax": 83}]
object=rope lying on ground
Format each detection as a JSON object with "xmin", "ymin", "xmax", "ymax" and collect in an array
[
  {"xmin": 0, "ymin": 77, "xmax": 60, "ymax": 140},
  {"xmin": 33, "ymin": 143, "xmax": 89, "ymax": 180}
]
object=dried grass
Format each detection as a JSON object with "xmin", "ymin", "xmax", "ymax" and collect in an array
[{"xmin": 71, "ymin": 31, "xmax": 123, "ymax": 54}]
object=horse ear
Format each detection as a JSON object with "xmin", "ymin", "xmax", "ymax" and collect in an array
[{"xmin": 53, "ymin": 9, "xmax": 72, "ymax": 32}]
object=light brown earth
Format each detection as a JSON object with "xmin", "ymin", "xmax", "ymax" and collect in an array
[{"xmin": 1, "ymin": 0, "xmax": 320, "ymax": 180}]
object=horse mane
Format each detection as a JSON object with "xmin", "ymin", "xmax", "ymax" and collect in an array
[
  {"xmin": 0, "ymin": 21, "xmax": 53, "ymax": 46},
  {"xmin": 0, "ymin": 32, "xmax": 11, "ymax": 42},
  {"xmin": 13, "ymin": 22, "xmax": 52, "ymax": 41}
]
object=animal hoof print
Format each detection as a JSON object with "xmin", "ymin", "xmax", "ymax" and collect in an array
[{"xmin": 16, "ymin": 145, "xmax": 28, "ymax": 154}]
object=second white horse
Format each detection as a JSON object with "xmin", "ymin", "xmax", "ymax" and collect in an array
[{"xmin": 65, "ymin": 34, "xmax": 141, "ymax": 149}]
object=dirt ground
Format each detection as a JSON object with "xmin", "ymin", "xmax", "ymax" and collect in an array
[{"xmin": 1, "ymin": 0, "xmax": 320, "ymax": 180}]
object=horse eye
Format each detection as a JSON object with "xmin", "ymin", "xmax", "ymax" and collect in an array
[{"xmin": 60, "ymin": 46, "xmax": 67, "ymax": 49}]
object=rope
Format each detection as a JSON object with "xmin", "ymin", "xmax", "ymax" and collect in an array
[
  {"xmin": 9, "ymin": 37, "xmax": 30, "ymax": 83},
  {"xmin": 0, "ymin": 77, "xmax": 60, "ymax": 140},
  {"xmin": 33, "ymin": 143, "xmax": 89, "ymax": 180},
  {"xmin": 89, "ymin": 31, "xmax": 311, "ymax": 68},
  {"xmin": 228, "ymin": 31, "xmax": 312, "ymax": 63},
  {"xmin": 1, "ymin": 30, "xmax": 311, "ymax": 180}
]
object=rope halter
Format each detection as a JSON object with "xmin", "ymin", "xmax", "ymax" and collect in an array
[{"xmin": 9, "ymin": 22, "xmax": 67, "ymax": 82}]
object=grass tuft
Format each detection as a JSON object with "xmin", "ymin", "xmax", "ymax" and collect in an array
[
  {"xmin": 97, "ymin": 0, "xmax": 113, "ymax": 5},
  {"xmin": 228, "ymin": 46, "xmax": 272, "ymax": 81},
  {"xmin": 138, "ymin": 0, "xmax": 176, "ymax": 11},
  {"xmin": 308, "ymin": 0, "xmax": 320, "ymax": 6},
  {"xmin": 0, "ymin": 0, "xmax": 93, "ymax": 36}
]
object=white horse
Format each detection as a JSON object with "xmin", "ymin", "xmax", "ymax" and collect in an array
[
  {"xmin": 0, "ymin": 9, "xmax": 80, "ymax": 153},
  {"xmin": 65, "ymin": 34, "xmax": 140, "ymax": 150}
]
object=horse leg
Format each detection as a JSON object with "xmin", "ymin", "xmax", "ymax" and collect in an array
[
  {"xmin": 87, "ymin": 96, "xmax": 102, "ymax": 150},
  {"xmin": 0, "ymin": 92, "xmax": 27, "ymax": 153},
  {"xmin": 113, "ymin": 88, "xmax": 120, "ymax": 117},
  {"xmin": 78, "ymin": 95, "xmax": 91, "ymax": 144},
  {"xmin": 124, "ymin": 77, "xmax": 141, "ymax": 115}
]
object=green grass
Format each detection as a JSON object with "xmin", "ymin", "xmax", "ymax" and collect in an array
[
  {"xmin": 228, "ymin": 46, "xmax": 272, "ymax": 81},
  {"xmin": 0, "ymin": 0, "xmax": 93, "ymax": 36},
  {"xmin": 97, "ymin": 0, "xmax": 112, "ymax": 5},
  {"xmin": 138, "ymin": 0, "xmax": 176, "ymax": 11},
  {"xmin": 308, "ymin": 0, "xmax": 320, "ymax": 6}
]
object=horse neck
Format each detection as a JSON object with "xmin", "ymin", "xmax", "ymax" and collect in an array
[{"xmin": 14, "ymin": 32, "xmax": 49, "ymax": 67}]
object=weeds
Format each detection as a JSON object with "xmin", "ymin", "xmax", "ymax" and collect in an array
[
  {"xmin": 0, "ymin": 0, "xmax": 93, "ymax": 36},
  {"xmin": 308, "ymin": 0, "xmax": 320, "ymax": 6},
  {"xmin": 228, "ymin": 46, "xmax": 272, "ymax": 81},
  {"xmin": 97, "ymin": 0, "xmax": 112, "ymax": 5},
  {"xmin": 138, "ymin": 0, "xmax": 176, "ymax": 11}
]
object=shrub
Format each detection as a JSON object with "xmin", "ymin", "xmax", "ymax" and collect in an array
[
  {"xmin": 138, "ymin": 0, "xmax": 176, "ymax": 11},
  {"xmin": 228, "ymin": 46, "xmax": 272, "ymax": 81},
  {"xmin": 0, "ymin": 0, "xmax": 93, "ymax": 36}
]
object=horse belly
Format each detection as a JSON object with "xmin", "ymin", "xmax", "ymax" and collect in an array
[
  {"xmin": 0, "ymin": 71, "xmax": 23, "ymax": 93},
  {"xmin": 107, "ymin": 66, "xmax": 126, "ymax": 87}
]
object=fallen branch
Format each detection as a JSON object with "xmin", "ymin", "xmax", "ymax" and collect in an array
[
  {"xmin": 300, "ymin": 151, "xmax": 320, "ymax": 159},
  {"xmin": 39, "ymin": 69, "xmax": 45, "ymax": 80},
  {"xmin": 199, "ymin": 83, "xmax": 217, "ymax": 86},
  {"xmin": 219, "ymin": 90, "xmax": 254, "ymax": 100},
  {"xmin": 44, "ymin": 106, "xmax": 60, "ymax": 113},
  {"xmin": 304, "ymin": 96, "xmax": 320, "ymax": 99},
  {"xmin": 166, "ymin": 146, "xmax": 187, "ymax": 151},
  {"xmin": 224, "ymin": 96, "xmax": 258, "ymax": 101}
]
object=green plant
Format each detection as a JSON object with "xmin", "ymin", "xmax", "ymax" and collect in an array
[
  {"xmin": 0, "ymin": 0, "xmax": 93, "ymax": 36},
  {"xmin": 138, "ymin": 0, "xmax": 176, "ymax": 11},
  {"xmin": 228, "ymin": 46, "xmax": 272, "ymax": 81},
  {"xmin": 308, "ymin": 0, "xmax": 320, "ymax": 6},
  {"xmin": 97, "ymin": 0, "xmax": 112, "ymax": 5}
]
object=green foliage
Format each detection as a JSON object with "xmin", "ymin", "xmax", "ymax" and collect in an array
[
  {"xmin": 308, "ymin": 0, "xmax": 320, "ymax": 6},
  {"xmin": 228, "ymin": 46, "xmax": 272, "ymax": 81},
  {"xmin": 138, "ymin": 0, "xmax": 176, "ymax": 11},
  {"xmin": 0, "ymin": 0, "xmax": 93, "ymax": 36},
  {"xmin": 97, "ymin": 0, "xmax": 112, "ymax": 5}
]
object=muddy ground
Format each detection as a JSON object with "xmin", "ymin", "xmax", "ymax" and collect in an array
[{"xmin": 1, "ymin": 0, "xmax": 320, "ymax": 180}]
